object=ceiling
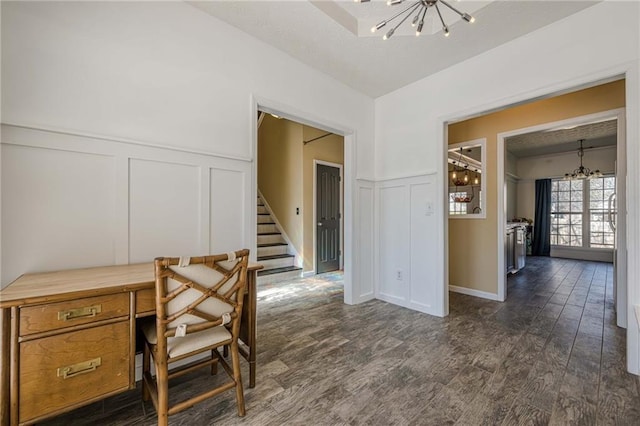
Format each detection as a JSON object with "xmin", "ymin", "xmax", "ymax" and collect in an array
[
  {"xmin": 505, "ymin": 119, "xmax": 617, "ymax": 158},
  {"xmin": 189, "ymin": 0, "xmax": 599, "ymax": 97}
]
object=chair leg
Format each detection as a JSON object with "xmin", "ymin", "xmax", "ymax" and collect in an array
[
  {"xmin": 156, "ymin": 357, "xmax": 169, "ymax": 426},
  {"xmin": 223, "ymin": 344, "xmax": 229, "ymax": 358},
  {"xmin": 230, "ymin": 341, "xmax": 246, "ymax": 417},
  {"xmin": 211, "ymin": 349, "xmax": 218, "ymax": 375},
  {"xmin": 142, "ymin": 343, "xmax": 150, "ymax": 402}
]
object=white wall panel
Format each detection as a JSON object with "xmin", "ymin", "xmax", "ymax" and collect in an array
[
  {"xmin": 210, "ymin": 168, "xmax": 246, "ymax": 253},
  {"xmin": 375, "ymin": 174, "xmax": 440, "ymax": 315},
  {"xmin": 377, "ymin": 185, "xmax": 409, "ymax": 304},
  {"xmin": 356, "ymin": 181, "xmax": 374, "ymax": 300},
  {"xmin": 409, "ymin": 179, "xmax": 437, "ymax": 312},
  {"xmin": 129, "ymin": 159, "xmax": 201, "ymax": 263},
  {"xmin": 1, "ymin": 145, "xmax": 116, "ymax": 285}
]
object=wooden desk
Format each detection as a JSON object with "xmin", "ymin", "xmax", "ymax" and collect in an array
[{"xmin": 0, "ymin": 262, "xmax": 261, "ymax": 426}]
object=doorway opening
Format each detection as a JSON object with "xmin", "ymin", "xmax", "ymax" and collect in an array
[
  {"xmin": 254, "ymin": 102, "xmax": 351, "ymax": 304},
  {"xmin": 445, "ymin": 79, "xmax": 626, "ymax": 317},
  {"xmin": 498, "ymin": 108, "xmax": 626, "ymax": 327}
]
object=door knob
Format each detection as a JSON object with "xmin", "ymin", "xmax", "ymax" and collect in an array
[{"xmin": 318, "ymin": 222, "xmax": 323, "ymax": 226}]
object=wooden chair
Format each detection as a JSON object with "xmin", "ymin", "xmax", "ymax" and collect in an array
[{"xmin": 141, "ymin": 249, "xmax": 250, "ymax": 426}]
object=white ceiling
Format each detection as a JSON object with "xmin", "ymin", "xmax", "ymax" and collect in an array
[
  {"xmin": 506, "ymin": 119, "xmax": 618, "ymax": 158},
  {"xmin": 189, "ymin": 0, "xmax": 599, "ymax": 97}
]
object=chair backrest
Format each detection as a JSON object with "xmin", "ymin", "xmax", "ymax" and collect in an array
[{"xmin": 153, "ymin": 249, "xmax": 250, "ymax": 343}]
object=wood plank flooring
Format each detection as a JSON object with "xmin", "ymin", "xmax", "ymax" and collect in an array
[{"xmin": 41, "ymin": 258, "xmax": 640, "ymax": 425}]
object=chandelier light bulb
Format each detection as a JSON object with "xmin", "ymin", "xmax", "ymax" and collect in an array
[
  {"xmin": 443, "ymin": 26, "xmax": 450, "ymax": 37},
  {"xmin": 463, "ymin": 172, "xmax": 469, "ymax": 184},
  {"xmin": 412, "ymin": 14, "xmax": 420, "ymax": 27},
  {"xmin": 416, "ymin": 21, "xmax": 424, "ymax": 36},
  {"xmin": 383, "ymin": 28, "xmax": 395, "ymax": 40},
  {"xmin": 372, "ymin": 21, "xmax": 386, "ymax": 33},
  {"xmin": 463, "ymin": 13, "xmax": 475, "ymax": 23},
  {"xmin": 452, "ymin": 170, "xmax": 457, "ymax": 179}
]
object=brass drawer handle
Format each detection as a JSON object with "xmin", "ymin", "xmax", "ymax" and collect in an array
[
  {"xmin": 57, "ymin": 357, "xmax": 102, "ymax": 379},
  {"xmin": 57, "ymin": 304, "xmax": 102, "ymax": 321}
]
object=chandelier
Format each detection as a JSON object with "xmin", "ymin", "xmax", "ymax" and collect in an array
[
  {"xmin": 356, "ymin": 0, "xmax": 475, "ymax": 40},
  {"xmin": 564, "ymin": 139, "xmax": 603, "ymax": 180},
  {"xmin": 450, "ymin": 148, "xmax": 479, "ymax": 187}
]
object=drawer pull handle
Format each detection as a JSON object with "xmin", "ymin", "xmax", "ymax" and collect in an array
[
  {"xmin": 57, "ymin": 357, "xmax": 102, "ymax": 379},
  {"xmin": 57, "ymin": 304, "xmax": 102, "ymax": 321}
]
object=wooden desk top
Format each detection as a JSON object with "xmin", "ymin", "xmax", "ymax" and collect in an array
[{"xmin": 0, "ymin": 262, "xmax": 262, "ymax": 309}]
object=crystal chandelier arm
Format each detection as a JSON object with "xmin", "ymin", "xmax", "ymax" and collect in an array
[{"xmin": 439, "ymin": 0, "xmax": 475, "ymax": 22}]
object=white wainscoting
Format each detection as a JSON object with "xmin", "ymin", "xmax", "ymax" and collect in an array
[
  {"xmin": 375, "ymin": 173, "xmax": 441, "ymax": 316},
  {"xmin": 129, "ymin": 159, "xmax": 202, "ymax": 263},
  {"xmin": 356, "ymin": 180, "xmax": 375, "ymax": 301},
  {"xmin": 0, "ymin": 124, "xmax": 252, "ymax": 287}
]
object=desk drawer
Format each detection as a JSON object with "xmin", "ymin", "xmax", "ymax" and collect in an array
[
  {"xmin": 19, "ymin": 321, "xmax": 130, "ymax": 423},
  {"xmin": 135, "ymin": 288, "xmax": 156, "ymax": 316},
  {"xmin": 20, "ymin": 293, "xmax": 129, "ymax": 336}
]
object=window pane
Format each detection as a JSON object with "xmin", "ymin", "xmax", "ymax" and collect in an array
[
  {"xmin": 604, "ymin": 177, "xmax": 616, "ymax": 189},
  {"xmin": 604, "ymin": 189, "xmax": 614, "ymax": 200},
  {"xmin": 571, "ymin": 180, "xmax": 583, "ymax": 191},
  {"xmin": 558, "ymin": 181, "xmax": 570, "ymax": 191},
  {"xmin": 449, "ymin": 192, "xmax": 469, "ymax": 215},
  {"xmin": 558, "ymin": 191, "xmax": 570, "ymax": 202},
  {"xmin": 571, "ymin": 202, "xmax": 583, "ymax": 212}
]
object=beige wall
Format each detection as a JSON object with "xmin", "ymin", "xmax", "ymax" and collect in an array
[
  {"xmin": 302, "ymin": 126, "xmax": 344, "ymax": 272},
  {"xmin": 448, "ymin": 79, "xmax": 625, "ymax": 294},
  {"xmin": 258, "ymin": 115, "xmax": 304, "ymax": 254},
  {"xmin": 258, "ymin": 116, "xmax": 344, "ymax": 272}
]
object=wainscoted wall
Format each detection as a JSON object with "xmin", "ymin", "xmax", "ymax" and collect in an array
[
  {"xmin": 375, "ymin": 173, "xmax": 442, "ymax": 316},
  {"xmin": 355, "ymin": 180, "xmax": 375, "ymax": 301},
  {"xmin": 1, "ymin": 124, "xmax": 252, "ymax": 287}
]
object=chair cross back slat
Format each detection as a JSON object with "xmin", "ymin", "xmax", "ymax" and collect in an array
[{"xmin": 162, "ymin": 311, "xmax": 238, "ymax": 338}]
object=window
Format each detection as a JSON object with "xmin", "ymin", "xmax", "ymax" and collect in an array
[
  {"xmin": 449, "ymin": 191, "xmax": 468, "ymax": 215},
  {"xmin": 550, "ymin": 176, "xmax": 615, "ymax": 249},
  {"xmin": 589, "ymin": 176, "xmax": 616, "ymax": 248}
]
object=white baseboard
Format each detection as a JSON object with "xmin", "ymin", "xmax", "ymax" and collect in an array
[{"xmin": 449, "ymin": 285, "xmax": 502, "ymax": 301}]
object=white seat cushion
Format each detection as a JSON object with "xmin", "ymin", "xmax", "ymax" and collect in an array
[{"xmin": 143, "ymin": 322, "xmax": 232, "ymax": 359}]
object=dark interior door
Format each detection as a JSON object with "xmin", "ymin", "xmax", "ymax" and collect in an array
[{"xmin": 316, "ymin": 164, "xmax": 340, "ymax": 274}]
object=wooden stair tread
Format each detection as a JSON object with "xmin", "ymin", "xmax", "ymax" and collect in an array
[
  {"xmin": 257, "ymin": 266, "xmax": 302, "ymax": 277},
  {"xmin": 257, "ymin": 254, "xmax": 295, "ymax": 261},
  {"xmin": 257, "ymin": 232, "xmax": 281, "ymax": 236},
  {"xmin": 257, "ymin": 243, "xmax": 288, "ymax": 247}
]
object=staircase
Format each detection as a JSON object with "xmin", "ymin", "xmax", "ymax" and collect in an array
[{"xmin": 257, "ymin": 195, "xmax": 302, "ymax": 283}]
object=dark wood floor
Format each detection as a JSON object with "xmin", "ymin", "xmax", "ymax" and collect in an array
[{"xmin": 42, "ymin": 258, "xmax": 640, "ymax": 425}]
